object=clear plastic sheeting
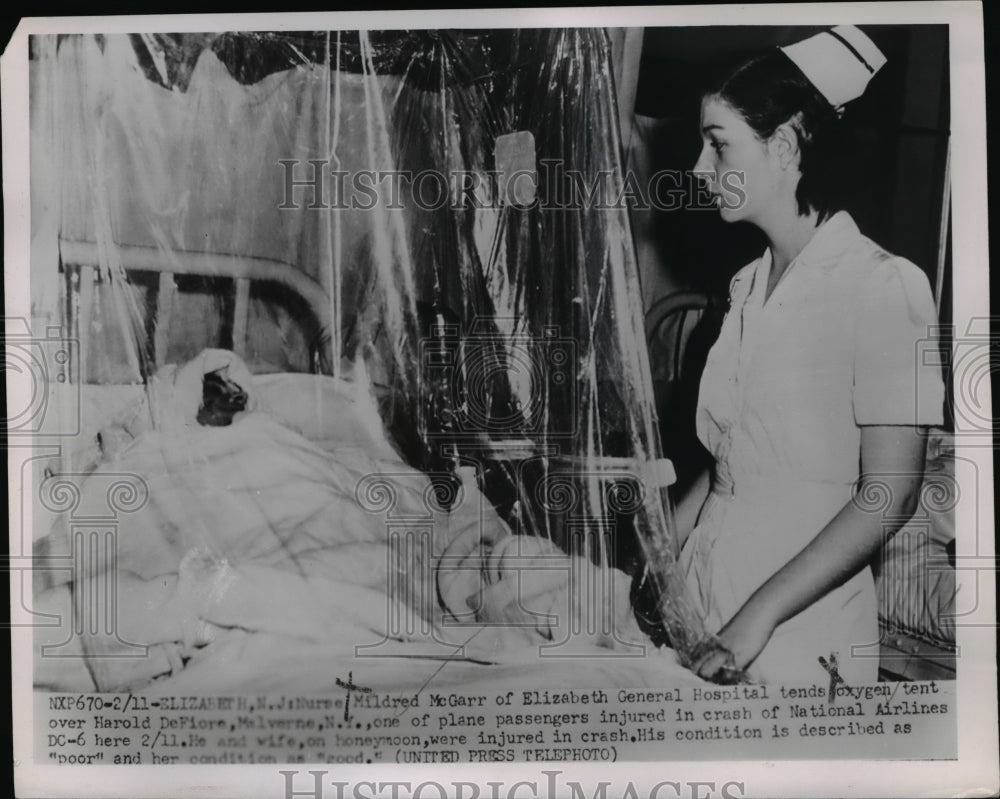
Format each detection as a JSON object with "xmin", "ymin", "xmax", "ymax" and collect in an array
[{"xmin": 30, "ymin": 30, "xmax": 729, "ymax": 678}]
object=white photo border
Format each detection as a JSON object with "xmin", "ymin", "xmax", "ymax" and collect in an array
[{"xmin": 5, "ymin": 3, "xmax": 996, "ymax": 798}]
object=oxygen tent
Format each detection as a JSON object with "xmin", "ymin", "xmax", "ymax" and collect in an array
[{"xmin": 28, "ymin": 29, "xmax": 727, "ymax": 694}]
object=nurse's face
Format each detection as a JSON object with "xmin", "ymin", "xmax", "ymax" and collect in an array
[{"xmin": 693, "ymin": 96, "xmax": 784, "ymax": 226}]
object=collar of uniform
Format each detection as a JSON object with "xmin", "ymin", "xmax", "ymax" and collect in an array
[
  {"xmin": 755, "ymin": 210, "xmax": 860, "ymax": 290},
  {"xmin": 729, "ymin": 211, "xmax": 860, "ymax": 307},
  {"xmin": 775, "ymin": 210, "xmax": 860, "ymax": 270}
]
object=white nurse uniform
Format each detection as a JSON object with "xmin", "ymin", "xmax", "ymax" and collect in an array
[{"xmin": 679, "ymin": 211, "xmax": 945, "ymax": 684}]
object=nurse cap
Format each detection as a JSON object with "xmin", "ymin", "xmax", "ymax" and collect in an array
[{"xmin": 779, "ymin": 26, "xmax": 887, "ymax": 110}]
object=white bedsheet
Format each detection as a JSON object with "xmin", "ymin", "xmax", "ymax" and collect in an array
[{"xmin": 34, "ymin": 353, "xmax": 683, "ymax": 694}]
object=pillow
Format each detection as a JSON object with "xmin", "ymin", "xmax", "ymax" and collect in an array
[{"xmin": 252, "ymin": 371, "xmax": 401, "ymax": 461}]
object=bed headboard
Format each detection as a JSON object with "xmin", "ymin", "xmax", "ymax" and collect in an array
[{"xmin": 59, "ymin": 239, "xmax": 332, "ymax": 381}]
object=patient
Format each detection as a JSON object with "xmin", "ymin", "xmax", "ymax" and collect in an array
[
  {"xmin": 196, "ymin": 365, "xmax": 249, "ymax": 426},
  {"xmin": 34, "ymin": 348, "xmax": 645, "ymax": 692}
]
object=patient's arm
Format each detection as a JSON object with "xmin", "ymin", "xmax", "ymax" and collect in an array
[
  {"xmin": 33, "ymin": 570, "xmax": 203, "ymax": 691},
  {"xmin": 73, "ymin": 566, "xmax": 228, "ymax": 649},
  {"xmin": 112, "ymin": 570, "xmax": 188, "ymax": 644}
]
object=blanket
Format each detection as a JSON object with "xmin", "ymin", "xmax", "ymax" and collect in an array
[{"xmin": 34, "ymin": 351, "xmax": 653, "ymax": 693}]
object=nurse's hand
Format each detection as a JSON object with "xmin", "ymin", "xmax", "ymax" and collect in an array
[{"xmin": 693, "ymin": 604, "xmax": 777, "ymax": 682}]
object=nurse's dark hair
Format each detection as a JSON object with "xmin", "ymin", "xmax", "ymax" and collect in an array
[{"xmin": 711, "ymin": 48, "xmax": 852, "ymax": 221}]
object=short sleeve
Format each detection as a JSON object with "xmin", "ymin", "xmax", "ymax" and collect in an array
[{"xmin": 853, "ymin": 257, "xmax": 945, "ymax": 426}]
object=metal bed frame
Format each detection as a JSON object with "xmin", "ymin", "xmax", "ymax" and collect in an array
[{"xmin": 59, "ymin": 238, "xmax": 331, "ymax": 381}]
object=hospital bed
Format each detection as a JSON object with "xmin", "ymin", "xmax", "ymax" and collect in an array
[{"xmin": 32, "ymin": 239, "xmax": 698, "ymax": 696}]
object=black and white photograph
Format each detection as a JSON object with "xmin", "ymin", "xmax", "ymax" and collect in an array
[{"xmin": 4, "ymin": 4, "xmax": 996, "ymax": 798}]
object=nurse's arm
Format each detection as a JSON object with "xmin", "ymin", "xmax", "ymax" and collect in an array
[
  {"xmin": 672, "ymin": 468, "xmax": 711, "ymax": 550},
  {"xmin": 693, "ymin": 425, "xmax": 926, "ymax": 678}
]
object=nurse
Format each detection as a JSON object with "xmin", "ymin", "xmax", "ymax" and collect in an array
[{"xmin": 676, "ymin": 26, "xmax": 946, "ymax": 684}]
